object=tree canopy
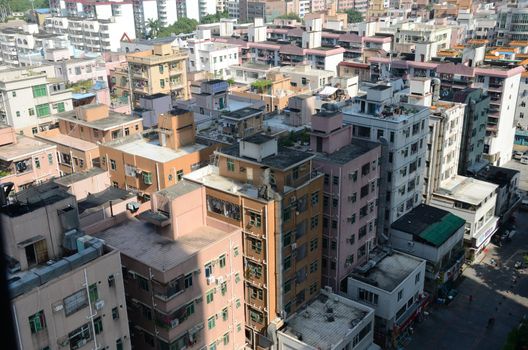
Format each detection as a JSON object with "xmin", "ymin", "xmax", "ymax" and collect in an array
[
  {"xmin": 1, "ymin": 0, "xmax": 48, "ymax": 13},
  {"xmin": 276, "ymin": 13, "xmax": 302, "ymax": 22},
  {"xmin": 158, "ymin": 17, "xmax": 198, "ymax": 38},
  {"xmin": 503, "ymin": 320, "xmax": 528, "ymax": 350},
  {"xmin": 343, "ymin": 9, "xmax": 363, "ymax": 23},
  {"xmin": 200, "ymin": 10, "xmax": 228, "ymax": 25}
]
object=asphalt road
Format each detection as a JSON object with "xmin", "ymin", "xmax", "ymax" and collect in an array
[{"xmin": 406, "ymin": 209, "xmax": 528, "ymax": 350}]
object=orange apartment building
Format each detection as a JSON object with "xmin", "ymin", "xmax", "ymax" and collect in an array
[
  {"xmin": 99, "ymin": 108, "xmax": 218, "ymax": 199},
  {"xmin": 0, "ymin": 124, "xmax": 59, "ymax": 191},
  {"xmin": 113, "ymin": 43, "xmax": 190, "ymax": 107},
  {"xmin": 185, "ymin": 134, "xmax": 323, "ymax": 348},
  {"xmin": 95, "ymin": 180, "xmax": 246, "ymax": 350},
  {"xmin": 36, "ymin": 104, "xmax": 143, "ymax": 175}
]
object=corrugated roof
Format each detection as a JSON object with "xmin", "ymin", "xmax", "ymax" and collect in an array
[{"xmin": 418, "ymin": 213, "xmax": 465, "ymax": 247}]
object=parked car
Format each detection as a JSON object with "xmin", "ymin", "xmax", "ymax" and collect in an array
[
  {"xmin": 522, "ymin": 152, "xmax": 528, "ymax": 164},
  {"xmin": 513, "ymin": 150, "xmax": 523, "ymax": 160}
]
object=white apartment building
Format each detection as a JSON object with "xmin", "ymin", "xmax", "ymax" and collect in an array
[
  {"xmin": 188, "ymin": 30, "xmax": 240, "ymax": 79},
  {"xmin": 132, "ymin": 0, "xmax": 178, "ymax": 37},
  {"xmin": 379, "ymin": 22, "xmax": 453, "ymax": 53},
  {"xmin": 53, "ymin": 56, "xmax": 109, "ymax": 85},
  {"xmin": 515, "ymin": 72, "xmax": 528, "ymax": 130},
  {"xmin": 226, "ymin": 0, "xmax": 240, "ymax": 19},
  {"xmin": 279, "ymin": 63, "xmax": 335, "ymax": 92},
  {"xmin": 474, "ymin": 66, "xmax": 523, "ymax": 166},
  {"xmin": 0, "ymin": 67, "xmax": 73, "ymax": 135},
  {"xmin": 343, "ymin": 84, "xmax": 430, "ymax": 235},
  {"xmin": 346, "ymin": 250, "xmax": 427, "ymax": 349},
  {"xmin": 177, "ymin": 0, "xmax": 216, "ymax": 22}
]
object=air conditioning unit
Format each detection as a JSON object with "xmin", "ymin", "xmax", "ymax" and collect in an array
[
  {"xmin": 170, "ymin": 318, "xmax": 179, "ymax": 328},
  {"xmin": 291, "ymin": 243, "xmax": 297, "ymax": 250},
  {"xmin": 216, "ymin": 276, "xmax": 225, "ymax": 284},
  {"xmin": 290, "ymin": 195, "xmax": 297, "ymax": 204},
  {"xmin": 57, "ymin": 336, "xmax": 70, "ymax": 347},
  {"xmin": 53, "ymin": 303, "xmax": 64, "ymax": 312},
  {"xmin": 95, "ymin": 300, "xmax": 105, "ymax": 310},
  {"xmin": 207, "ymin": 276, "xmax": 216, "ymax": 285}
]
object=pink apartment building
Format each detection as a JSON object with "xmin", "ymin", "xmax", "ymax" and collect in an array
[
  {"xmin": 0, "ymin": 124, "xmax": 59, "ymax": 191},
  {"xmin": 95, "ymin": 180, "xmax": 246, "ymax": 350},
  {"xmin": 310, "ymin": 107, "xmax": 381, "ymax": 292}
]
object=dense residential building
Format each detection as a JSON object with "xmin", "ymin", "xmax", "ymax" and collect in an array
[
  {"xmin": 496, "ymin": 2, "xmax": 528, "ymax": 46},
  {"xmin": 343, "ymin": 84, "xmax": 430, "ymax": 236},
  {"xmin": 310, "ymin": 106, "xmax": 381, "ymax": 291},
  {"xmin": 95, "ymin": 180, "xmax": 245, "ymax": 350},
  {"xmin": 132, "ymin": 0, "xmax": 178, "ymax": 38},
  {"xmin": 239, "ymin": 0, "xmax": 287, "ymax": 23},
  {"xmin": 0, "ymin": 124, "xmax": 59, "ymax": 191},
  {"xmin": 3, "ymin": 182, "xmax": 131, "ymax": 350},
  {"xmin": 99, "ymin": 108, "xmax": 216, "ymax": 198},
  {"xmin": 0, "ymin": 66, "xmax": 73, "ymax": 135},
  {"xmin": 115, "ymin": 43, "xmax": 190, "ymax": 107},
  {"xmin": 391, "ymin": 204, "xmax": 465, "ymax": 296},
  {"xmin": 515, "ymin": 71, "xmax": 528, "ymax": 130},
  {"xmin": 277, "ymin": 289, "xmax": 376, "ymax": 350},
  {"xmin": 185, "ymin": 134, "xmax": 324, "ymax": 348},
  {"xmin": 132, "ymin": 93, "xmax": 172, "ymax": 128},
  {"xmin": 346, "ymin": 250, "xmax": 427, "ymax": 349}
]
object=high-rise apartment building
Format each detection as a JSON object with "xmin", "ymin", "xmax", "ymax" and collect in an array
[
  {"xmin": 3, "ymin": 182, "xmax": 131, "ymax": 350},
  {"xmin": 185, "ymin": 134, "xmax": 324, "ymax": 347},
  {"xmin": 132, "ymin": 0, "xmax": 178, "ymax": 37},
  {"xmin": 309, "ymin": 106, "xmax": 381, "ymax": 291},
  {"xmin": 343, "ymin": 84, "xmax": 430, "ymax": 236}
]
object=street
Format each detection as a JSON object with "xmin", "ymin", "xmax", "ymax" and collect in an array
[{"xmin": 406, "ymin": 208, "xmax": 528, "ymax": 350}]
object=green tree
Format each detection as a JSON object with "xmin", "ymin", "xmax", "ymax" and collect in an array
[
  {"xmin": 344, "ymin": 9, "xmax": 363, "ymax": 23},
  {"xmin": 158, "ymin": 17, "xmax": 199, "ymax": 38},
  {"xmin": 276, "ymin": 13, "xmax": 302, "ymax": 22},
  {"xmin": 226, "ymin": 78, "xmax": 235, "ymax": 86},
  {"xmin": 250, "ymin": 80, "xmax": 272, "ymax": 94},
  {"xmin": 146, "ymin": 18, "xmax": 162, "ymax": 39},
  {"xmin": 503, "ymin": 320, "xmax": 528, "ymax": 350},
  {"xmin": 200, "ymin": 10, "xmax": 228, "ymax": 24}
]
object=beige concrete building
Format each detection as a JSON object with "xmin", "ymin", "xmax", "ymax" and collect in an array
[
  {"xmin": 116, "ymin": 43, "xmax": 190, "ymax": 107},
  {"xmin": 99, "ymin": 108, "xmax": 218, "ymax": 198},
  {"xmin": 0, "ymin": 124, "xmax": 59, "ymax": 191},
  {"xmin": 3, "ymin": 182, "xmax": 131, "ymax": 350},
  {"xmin": 185, "ymin": 134, "xmax": 324, "ymax": 347},
  {"xmin": 95, "ymin": 180, "xmax": 246, "ymax": 350}
]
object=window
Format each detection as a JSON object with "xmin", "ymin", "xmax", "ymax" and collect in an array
[
  {"xmin": 32, "ymin": 84, "xmax": 47, "ymax": 97},
  {"xmin": 415, "ymin": 272, "xmax": 420, "ymax": 284},
  {"xmin": 208, "ymin": 316, "xmax": 216, "ymax": 329},
  {"xmin": 56, "ymin": 102, "xmax": 65, "ymax": 112},
  {"xmin": 332, "ymin": 198, "xmax": 338, "ymax": 207},
  {"xmin": 333, "ymin": 176, "xmax": 339, "ymax": 185},
  {"xmin": 222, "ymin": 307, "xmax": 229, "ymax": 321},
  {"xmin": 310, "ymin": 238, "xmax": 318, "ymax": 251},
  {"xmin": 223, "ymin": 332, "xmax": 230, "ymax": 345},
  {"xmin": 284, "ymin": 255, "xmax": 292, "ymax": 270},
  {"xmin": 138, "ymin": 276, "xmax": 149, "ymax": 291},
  {"xmin": 249, "ymin": 212, "xmax": 261, "ymax": 227},
  {"xmin": 110, "ymin": 159, "xmax": 116, "ymax": 171},
  {"xmin": 236, "ymin": 298, "xmax": 241, "ymax": 308},
  {"xmin": 16, "ymin": 111, "xmax": 20, "ymax": 117},
  {"xmin": 12, "ymin": 91, "xmax": 16, "ymax": 97},
  {"xmin": 177, "ymin": 169, "xmax": 184, "ymax": 180},
  {"xmin": 283, "ymin": 208, "xmax": 291, "ymax": 221},
  {"xmin": 360, "ymin": 184, "xmax": 369, "ymax": 198},
  {"xmin": 47, "ymin": 153, "xmax": 53, "ymax": 165},
  {"xmin": 28, "ymin": 108, "xmax": 35, "ymax": 116},
  {"xmin": 227, "ymin": 159, "xmax": 235, "ymax": 171},
  {"xmin": 309, "ymin": 282, "xmax": 318, "ymax": 295},
  {"xmin": 142, "ymin": 171, "xmax": 153, "ymax": 185},
  {"xmin": 331, "ymin": 240, "xmax": 337, "ymax": 250},
  {"xmin": 112, "ymin": 307, "xmax": 119, "ymax": 319},
  {"xmin": 184, "ymin": 273, "xmax": 193, "ymax": 288},
  {"xmin": 310, "ymin": 215, "xmax": 319, "ymax": 229},
  {"xmin": 358, "ymin": 288, "xmax": 379, "ymax": 305},
  {"xmin": 350, "ymin": 171, "xmax": 358, "ymax": 182},
  {"xmin": 68, "ymin": 323, "xmax": 91, "ymax": 350},
  {"xmin": 361, "ymin": 163, "xmax": 370, "ymax": 176},
  {"xmin": 397, "ymin": 289, "xmax": 403, "ymax": 301},
  {"xmin": 283, "ymin": 231, "xmax": 292, "ymax": 247},
  {"xmin": 311, "ymin": 191, "xmax": 319, "ymax": 205},
  {"xmin": 94, "ymin": 316, "xmax": 103, "ymax": 334},
  {"xmin": 235, "ymin": 272, "xmax": 240, "ymax": 283},
  {"xmin": 160, "ymin": 79, "xmax": 165, "ymax": 88},
  {"xmin": 64, "ymin": 289, "xmax": 88, "ymax": 316},
  {"xmin": 206, "ymin": 290, "xmax": 214, "ymax": 303},
  {"xmin": 310, "ymin": 260, "xmax": 318, "ymax": 273},
  {"xmin": 29, "ymin": 310, "xmax": 46, "ymax": 334},
  {"xmin": 250, "ymin": 309, "xmax": 263, "ymax": 323},
  {"xmin": 116, "ymin": 338, "xmax": 123, "ymax": 350},
  {"xmin": 88, "ymin": 283, "xmax": 98, "ymax": 303},
  {"xmin": 219, "ymin": 254, "xmax": 226, "ymax": 268},
  {"xmin": 36, "ymin": 103, "xmax": 50, "ymax": 117}
]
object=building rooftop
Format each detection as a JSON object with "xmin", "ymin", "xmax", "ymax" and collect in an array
[
  {"xmin": 0, "ymin": 182, "xmax": 73, "ymax": 218},
  {"xmin": 280, "ymin": 292, "xmax": 373, "ymax": 350},
  {"xmin": 105, "ymin": 135, "xmax": 207, "ymax": 163},
  {"xmin": 316, "ymin": 139, "xmax": 380, "ymax": 165},
  {"xmin": 243, "ymin": 133, "xmax": 274, "ymax": 145},
  {"xmin": 55, "ymin": 110, "xmax": 142, "ymax": 131},
  {"xmin": 54, "ymin": 167, "xmax": 106, "ymax": 187},
  {"xmin": 221, "ymin": 107, "xmax": 263, "ymax": 120},
  {"xmin": 0, "ymin": 135, "xmax": 55, "ymax": 161},
  {"xmin": 391, "ymin": 204, "xmax": 465, "ymax": 247},
  {"xmin": 352, "ymin": 251, "xmax": 424, "ymax": 292},
  {"xmin": 78, "ymin": 187, "xmax": 135, "ymax": 215},
  {"xmin": 36, "ymin": 130, "xmax": 98, "ymax": 152},
  {"xmin": 435, "ymin": 175, "xmax": 498, "ymax": 205},
  {"xmin": 218, "ymin": 143, "xmax": 314, "ymax": 171},
  {"xmin": 156, "ymin": 180, "xmax": 202, "ymax": 200},
  {"xmin": 94, "ymin": 218, "xmax": 234, "ymax": 271},
  {"xmin": 476, "ymin": 166, "xmax": 520, "ymax": 187}
]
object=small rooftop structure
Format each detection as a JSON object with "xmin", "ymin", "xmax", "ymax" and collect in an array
[
  {"xmin": 55, "ymin": 107, "xmax": 141, "ymax": 131},
  {"xmin": 352, "ymin": 250, "xmax": 424, "ymax": 292},
  {"xmin": 221, "ymin": 107, "xmax": 263, "ymax": 121},
  {"xmin": 77, "ymin": 187, "xmax": 135, "ymax": 215},
  {"xmin": 476, "ymin": 166, "xmax": 519, "ymax": 187},
  {"xmin": 391, "ymin": 204, "xmax": 465, "ymax": 247},
  {"xmin": 316, "ymin": 139, "xmax": 380, "ymax": 165}
]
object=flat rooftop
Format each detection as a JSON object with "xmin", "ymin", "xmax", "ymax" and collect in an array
[
  {"xmin": 55, "ymin": 110, "xmax": 142, "ymax": 131},
  {"xmin": 218, "ymin": 143, "xmax": 314, "ymax": 171},
  {"xmin": 435, "ymin": 175, "xmax": 498, "ymax": 205},
  {"xmin": 281, "ymin": 292, "xmax": 372, "ymax": 349},
  {"xmin": 391, "ymin": 204, "xmax": 465, "ymax": 247},
  {"xmin": 353, "ymin": 251, "xmax": 423, "ymax": 292},
  {"xmin": 221, "ymin": 107, "xmax": 263, "ymax": 120},
  {"xmin": 105, "ymin": 135, "xmax": 207, "ymax": 163},
  {"xmin": 156, "ymin": 180, "xmax": 201, "ymax": 200},
  {"xmin": 316, "ymin": 139, "xmax": 379, "ymax": 165},
  {"xmin": 36, "ymin": 130, "xmax": 98, "ymax": 152},
  {"xmin": 0, "ymin": 135, "xmax": 55, "ymax": 161},
  {"xmin": 78, "ymin": 187, "xmax": 135, "ymax": 215},
  {"xmin": 95, "ymin": 218, "xmax": 234, "ymax": 271},
  {"xmin": 476, "ymin": 165, "xmax": 519, "ymax": 187},
  {"xmin": 54, "ymin": 167, "xmax": 106, "ymax": 186}
]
